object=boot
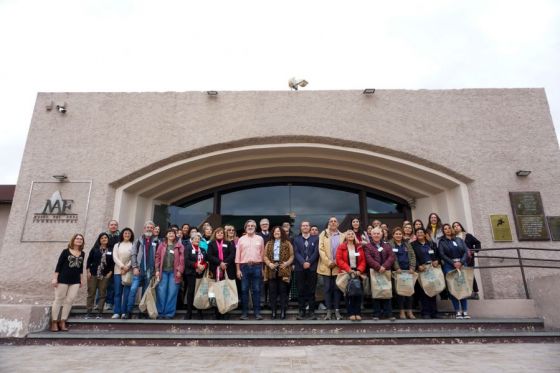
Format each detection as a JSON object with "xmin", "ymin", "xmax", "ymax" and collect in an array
[
  {"xmin": 324, "ymin": 310, "xmax": 332, "ymax": 320},
  {"xmin": 407, "ymin": 310, "xmax": 416, "ymax": 319},
  {"xmin": 58, "ymin": 320, "xmax": 69, "ymax": 332},
  {"xmin": 335, "ymin": 309, "xmax": 342, "ymax": 320},
  {"xmin": 50, "ymin": 320, "xmax": 59, "ymax": 332},
  {"xmin": 280, "ymin": 308, "xmax": 286, "ymax": 320},
  {"xmin": 296, "ymin": 309, "xmax": 305, "ymax": 320},
  {"xmin": 399, "ymin": 310, "xmax": 406, "ymax": 319}
]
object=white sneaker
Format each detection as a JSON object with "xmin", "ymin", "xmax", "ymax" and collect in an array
[
  {"xmin": 462, "ymin": 312, "xmax": 471, "ymax": 319},
  {"xmin": 455, "ymin": 312, "xmax": 463, "ymax": 319},
  {"xmin": 93, "ymin": 304, "xmax": 99, "ymax": 311},
  {"xmin": 111, "ymin": 314, "xmax": 120, "ymax": 319},
  {"xmin": 104, "ymin": 303, "xmax": 113, "ymax": 311}
]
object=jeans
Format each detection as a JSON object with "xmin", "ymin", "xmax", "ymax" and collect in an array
[
  {"xmin": 443, "ymin": 263, "xmax": 468, "ymax": 312},
  {"xmin": 296, "ymin": 270, "xmax": 317, "ymax": 312},
  {"xmin": 156, "ymin": 271, "xmax": 180, "ymax": 318},
  {"xmin": 113, "ymin": 274, "xmax": 130, "ymax": 315},
  {"xmin": 241, "ymin": 264, "xmax": 262, "ymax": 316},
  {"xmin": 127, "ymin": 274, "xmax": 149, "ymax": 313},
  {"xmin": 321, "ymin": 275, "xmax": 342, "ymax": 310}
]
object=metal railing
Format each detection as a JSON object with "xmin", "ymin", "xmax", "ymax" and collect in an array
[{"xmin": 474, "ymin": 247, "xmax": 560, "ymax": 299}]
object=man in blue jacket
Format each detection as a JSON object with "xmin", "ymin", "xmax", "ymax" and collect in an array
[{"xmin": 293, "ymin": 220, "xmax": 319, "ymax": 320}]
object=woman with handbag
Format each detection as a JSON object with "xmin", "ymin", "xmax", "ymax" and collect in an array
[
  {"xmin": 184, "ymin": 233, "xmax": 208, "ymax": 320},
  {"xmin": 85, "ymin": 233, "xmax": 114, "ymax": 319},
  {"xmin": 412, "ymin": 228, "xmax": 440, "ymax": 319},
  {"xmin": 336, "ymin": 230, "xmax": 366, "ymax": 321},
  {"xmin": 155, "ymin": 229, "xmax": 185, "ymax": 319},
  {"xmin": 111, "ymin": 227, "xmax": 134, "ymax": 319},
  {"xmin": 264, "ymin": 226, "xmax": 294, "ymax": 319},
  {"xmin": 365, "ymin": 227, "xmax": 395, "ymax": 321},
  {"xmin": 50, "ymin": 233, "xmax": 85, "ymax": 332},
  {"xmin": 438, "ymin": 223, "xmax": 470, "ymax": 319},
  {"xmin": 390, "ymin": 227, "xmax": 417, "ymax": 319},
  {"xmin": 207, "ymin": 227, "xmax": 237, "ymax": 319},
  {"xmin": 452, "ymin": 221, "xmax": 481, "ymax": 299}
]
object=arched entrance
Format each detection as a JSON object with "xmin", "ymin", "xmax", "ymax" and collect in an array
[{"xmin": 110, "ymin": 139, "xmax": 473, "ymax": 234}]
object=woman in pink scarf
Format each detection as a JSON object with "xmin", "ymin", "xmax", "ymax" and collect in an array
[{"xmin": 207, "ymin": 227, "xmax": 237, "ymax": 319}]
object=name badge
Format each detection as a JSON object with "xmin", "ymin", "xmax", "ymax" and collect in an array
[
  {"xmin": 392, "ymin": 248, "xmax": 398, "ymax": 252},
  {"xmin": 192, "ymin": 249, "xmax": 196, "ymax": 254},
  {"xmin": 355, "ymin": 252, "xmax": 360, "ymax": 256},
  {"xmin": 452, "ymin": 241, "xmax": 458, "ymax": 247},
  {"xmin": 152, "ymin": 242, "xmax": 157, "ymax": 247},
  {"xmin": 428, "ymin": 250, "xmax": 434, "ymax": 254},
  {"xmin": 170, "ymin": 250, "xmax": 174, "ymax": 254},
  {"xmin": 377, "ymin": 247, "xmax": 383, "ymax": 252},
  {"xmin": 107, "ymin": 252, "xmax": 112, "ymax": 256},
  {"xmin": 222, "ymin": 244, "xmax": 228, "ymax": 248}
]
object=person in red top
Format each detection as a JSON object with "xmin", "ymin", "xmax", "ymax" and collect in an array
[
  {"xmin": 336, "ymin": 230, "xmax": 366, "ymax": 321},
  {"xmin": 183, "ymin": 233, "xmax": 208, "ymax": 319}
]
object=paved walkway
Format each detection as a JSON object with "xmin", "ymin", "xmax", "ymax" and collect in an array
[{"xmin": 1, "ymin": 344, "xmax": 559, "ymax": 372}]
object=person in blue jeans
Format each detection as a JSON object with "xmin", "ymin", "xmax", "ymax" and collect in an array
[
  {"xmin": 127, "ymin": 221, "xmax": 159, "ymax": 318},
  {"xmin": 438, "ymin": 223, "xmax": 470, "ymax": 319},
  {"xmin": 155, "ymin": 229, "xmax": 185, "ymax": 319},
  {"xmin": 111, "ymin": 228, "xmax": 134, "ymax": 319}
]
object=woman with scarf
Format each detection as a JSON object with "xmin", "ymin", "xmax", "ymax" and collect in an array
[
  {"xmin": 264, "ymin": 226, "xmax": 294, "ymax": 319},
  {"xmin": 207, "ymin": 227, "xmax": 236, "ymax": 319},
  {"xmin": 155, "ymin": 229, "xmax": 185, "ymax": 319},
  {"xmin": 184, "ymin": 233, "xmax": 208, "ymax": 319},
  {"xmin": 85, "ymin": 233, "xmax": 114, "ymax": 319}
]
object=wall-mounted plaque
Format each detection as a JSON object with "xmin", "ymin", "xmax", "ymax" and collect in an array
[
  {"xmin": 21, "ymin": 181, "xmax": 92, "ymax": 242},
  {"xmin": 509, "ymin": 192, "xmax": 550, "ymax": 241},
  {"xmin": 547, "ymin": 216, "xmax": 560, "ymax": 241},
  {"xmin": 489, "ymin": 214, "xmax": 513, "ymax": 242}
]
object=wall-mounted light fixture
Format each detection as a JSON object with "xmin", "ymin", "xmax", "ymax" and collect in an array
[
  {"xmin": 363, "ymin": 88, "xmax": 376, "ymax": 95},
  {"xmin": 516, "ymin": 170, "xmax": 531, "ymax": 177},
  {"xmin": 207, "ymin": 91, "xmax": 218, "ymax": 96},
  {"xmin": 52, "ymin": 174, "xmax": 68, "ymax": 182},
  {"xmin": 289, "ymin": 78, "xmax": 308, "ymax": 91}
]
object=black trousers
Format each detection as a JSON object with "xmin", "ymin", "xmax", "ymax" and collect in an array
[
  {"xmin": 296, "ymin": 270, "xmax": 317, "ymax": 312},
  {"xmin": 397, "ymin": 295, "xmax": 413, "ymax": 310},
  {"xmin": 184, "ymin": 275, "xmax": 197, "ymax": 314},
  {"xmin": 268, "ymin": 277, "xmax": 289, "ymax": 311},
  {"xmin": 419, "ymin": 287, "xmax": 438, "ymax": 317}
]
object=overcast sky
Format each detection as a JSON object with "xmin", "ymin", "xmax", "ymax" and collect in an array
[{"xmin": 1, "ymin": 0, "xmax": 559, "ymax": 184}]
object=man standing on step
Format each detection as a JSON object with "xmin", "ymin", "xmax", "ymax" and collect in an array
[
  {"xmin": 127, "ymin": 220, "xmax": 159, "ymax": 318},
  {"xmin": 236, "ymin": 219, "xmax": 265, "ymax": 320},
  {"xmin": 293, "ymin": 220, "xmax": 319, "ymax": 320}
]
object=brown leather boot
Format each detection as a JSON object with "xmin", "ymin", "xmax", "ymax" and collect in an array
[
  {"xmin": 58, "ymin": 320, "xmax": 69, "ymax": 332},
  {"xmin": 50, "ymin": 320, "xmax": 59, "ymax": 332}
]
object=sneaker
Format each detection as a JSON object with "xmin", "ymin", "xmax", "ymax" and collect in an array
[
  {"xmin": 389, "ymin": 317, "xmax": 396, "ymax": 322},
  {"xmin": 111, "ymin": 314, "xmax": 120, "ymax": 319},
  {"xmin": 93, "ymin": 304, "xmax": 99, "ymax": 311},
  {"xmin": 255, "ymin": 314, "xmax": 263, "ymax": 320},
  {"xmin": 240, "ymin": 315, "xmax": 249, "ymax": 320},
  {"xmin": 296, "ymin": 311, "xmax": 306, "ymax": 320},
  {"xmin": 455, "ymin": 312, "xmax": 464, "ymax": 320},
  {"xmin": 96, "ymin": 313, "xmax": 103, "ymax": 319},
  {"xmin": 324, "ymin": 310, "xmax": 332, "ymax": 320},
  {"xmin": 104, "ymin": 304, "xmax": 113, "ymax": 311},
  {"xmin": 84, "ymin": 312, "xmax": 92, "ymax": 319},
  {"xmin": 121, "ymin": 313, "xmax": 128, "ymax": 319},
  {"xmin": 462, "ymin": 312, "xmax": 471, "ymax": 319},
  {"xmin": 335, "ymin": 309, "xmax": 342, "ymax": 320},
  {"xmin": 372, "ymin": 316, "xmax": 380, "ymax": 321}
]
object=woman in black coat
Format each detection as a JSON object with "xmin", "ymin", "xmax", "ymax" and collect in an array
[
  {"xmin": 207, "ymin": 227, "xmax": 236, "ymax": 319},
  {"xmin": 183, "ymin": 233, "xmax": 208, "ymax": 320},
  {"xmin": 452, "ymin": 221, "xmax": 481, "ymax": 299}
]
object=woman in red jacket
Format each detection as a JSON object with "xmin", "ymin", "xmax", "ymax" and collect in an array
[{"xmin": 336, "ymin": 230, "xmax": 366, "ymax": 321}]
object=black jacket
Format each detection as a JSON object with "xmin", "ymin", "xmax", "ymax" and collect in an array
[
  {"xmin": 411, "ymin": 240, "xmax": 438, "ymax": 267},
  {"xmin": 438, "ymin": 237, "xmax": 468, "ymax": 266},
  {"xmin": 86, "ymin": 246, "xmax": 114, "ymax": 277},
  {"xmin": 207, "ymin": 240, "xmax": 236, "ymax": 279},
  {"xmin": 184, "ymin": 243, "xmax": 208, "ymax": 278}
]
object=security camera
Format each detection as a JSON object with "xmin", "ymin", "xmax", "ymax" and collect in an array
[
  {"xmin": 56, "ymin": 105, "xmax": 66, "ymax": 114},
  {"xmin": 289, "ymin": 77, "xmax": 309, "ymax": 90}
]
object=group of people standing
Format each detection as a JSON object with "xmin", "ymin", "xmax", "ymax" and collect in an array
[{"xmin": 50, "ymin": 212, "xmax": 480, "ymax": 331}]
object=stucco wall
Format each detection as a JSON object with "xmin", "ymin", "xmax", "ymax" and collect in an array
[
  {"xmin": 1, "ymin": 89, "xmax": 559, "ymax": 303},
  {"xmin": 0, "ymin": 204, "xmax": 10, "ymax": 252}
]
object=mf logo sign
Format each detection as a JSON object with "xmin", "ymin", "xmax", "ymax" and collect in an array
[
  {"xmin": 42, "ymin": 191, "xmax": 73, "ymax": 214},
  {"xmin": 33, "ymin": 191, "xmax": 78, "ymax": 223}
]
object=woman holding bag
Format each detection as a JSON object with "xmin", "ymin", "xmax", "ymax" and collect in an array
[
  {"xmin": 207, "ymin": 227, "xmax": 236, "ymax": 319},
  {"xmin": 438, "ymin": 223, "xmax": 470, "ymax": 319},
  {"xmin": 412, "ymin": 228, "xmax": 440, "ymax": 319},
  {"xmin": 390, "ymin": 227, "xmax": 417, "ymax": 319},
  {"xmin": 112, "ymin": 228, "xmax": 134, "ymax": 319},
  {"xmin": 155, "ymin": 229, "xmax": 185, "ymax": 319},
  {"xmin": 365, "ymin": 227, "xmax": 395, "ymax": 321},
  {"xmin": 264, "ymin": 226, "xmax": 294, "ymax": 320},
  {"xmin": 336, "ymin": 230, "xmax": 366, "ymax": 321},
  {"xmin": 452, "ymin": 221, "xmax": 481, "ymax": 299},
  {"xmin": 184, "ymin": 233, "xmax": 208, "ymax": 320}
]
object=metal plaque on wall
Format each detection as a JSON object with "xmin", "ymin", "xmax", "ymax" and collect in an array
[
  {"xmin": 509, "ymin": 191, "xmax": 550, "ymax": 241},
  {"xmin": 21, "ymin": 181, "xmax": 92, "ymax": 242},
  {"xmin": 489, "ymin": 214, "xmax": 513, "ymax": 242},
  {"xmin": 547, "ymin": 216, "xmax": 560, "ymax": 241}
]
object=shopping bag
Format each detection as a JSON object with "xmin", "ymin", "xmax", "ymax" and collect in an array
[
  {"xmin": 418, "ymin": 264, "xmax": 446, "ymax": 297},
  {"xmin": 210, "ymin": 272, "xmax": 239, "ymax": 314},
  {"xmin": 193, "ymin": 270, "xmax": 214, "ymax": 310},
  {"xmin": 370, "ymin": 269, "xmax": 392, "ymax": 299},
  {"xmin": 336, "ymin": 272, "xmax": 350, "ymax": 294},
  {"xmin": 139, "ymin": 276, "xmax": 159, "ymax": 319},
  {"xmin": 445, "ymin": 268, "xmax": 474, "ymax": 300},
  {"xmin": 392, "ymin": 272, "xmax": 418, "ymax": 297},
  {"xmin": 362, "ymin": 274, "xmax": 372, "ymax": 298}
]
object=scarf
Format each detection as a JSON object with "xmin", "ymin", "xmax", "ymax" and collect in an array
[{"xmin": 97, "ymin": 247, "xmax": 108, "ymax": 279}]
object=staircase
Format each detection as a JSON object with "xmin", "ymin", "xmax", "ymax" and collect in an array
[{"xmin": 24, "ymin": 307, "xmax": 560, "ymax": 346}]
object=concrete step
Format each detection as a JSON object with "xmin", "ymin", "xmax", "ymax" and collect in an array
[
  {"xmin": 24, "ymin": 330, "xmax": 560, "ymax": 346},
  {"xmin": 63, "ymin": 317, "xmax": 546, "ymax": 334}
]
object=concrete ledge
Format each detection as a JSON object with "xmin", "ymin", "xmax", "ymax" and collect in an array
[
  {"xmin": 0, "ymin": 304, "xmax": 50, "ymax": 338},
  {"xmin": 528, "ymin": 275, "xmax": 560, "ymax": 330},
  {"xmin": 437, "ymin": 299, "xmax": 538, "ymax": 318}
]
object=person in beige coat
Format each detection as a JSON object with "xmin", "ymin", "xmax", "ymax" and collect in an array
[{"xmin": 317, "ymin": 217, "xmax": 343, "ymax": 320}]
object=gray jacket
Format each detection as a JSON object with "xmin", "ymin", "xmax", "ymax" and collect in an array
[{"xmin": 131, "ymin": 235, "xmax": 158, "ymax": 276}]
